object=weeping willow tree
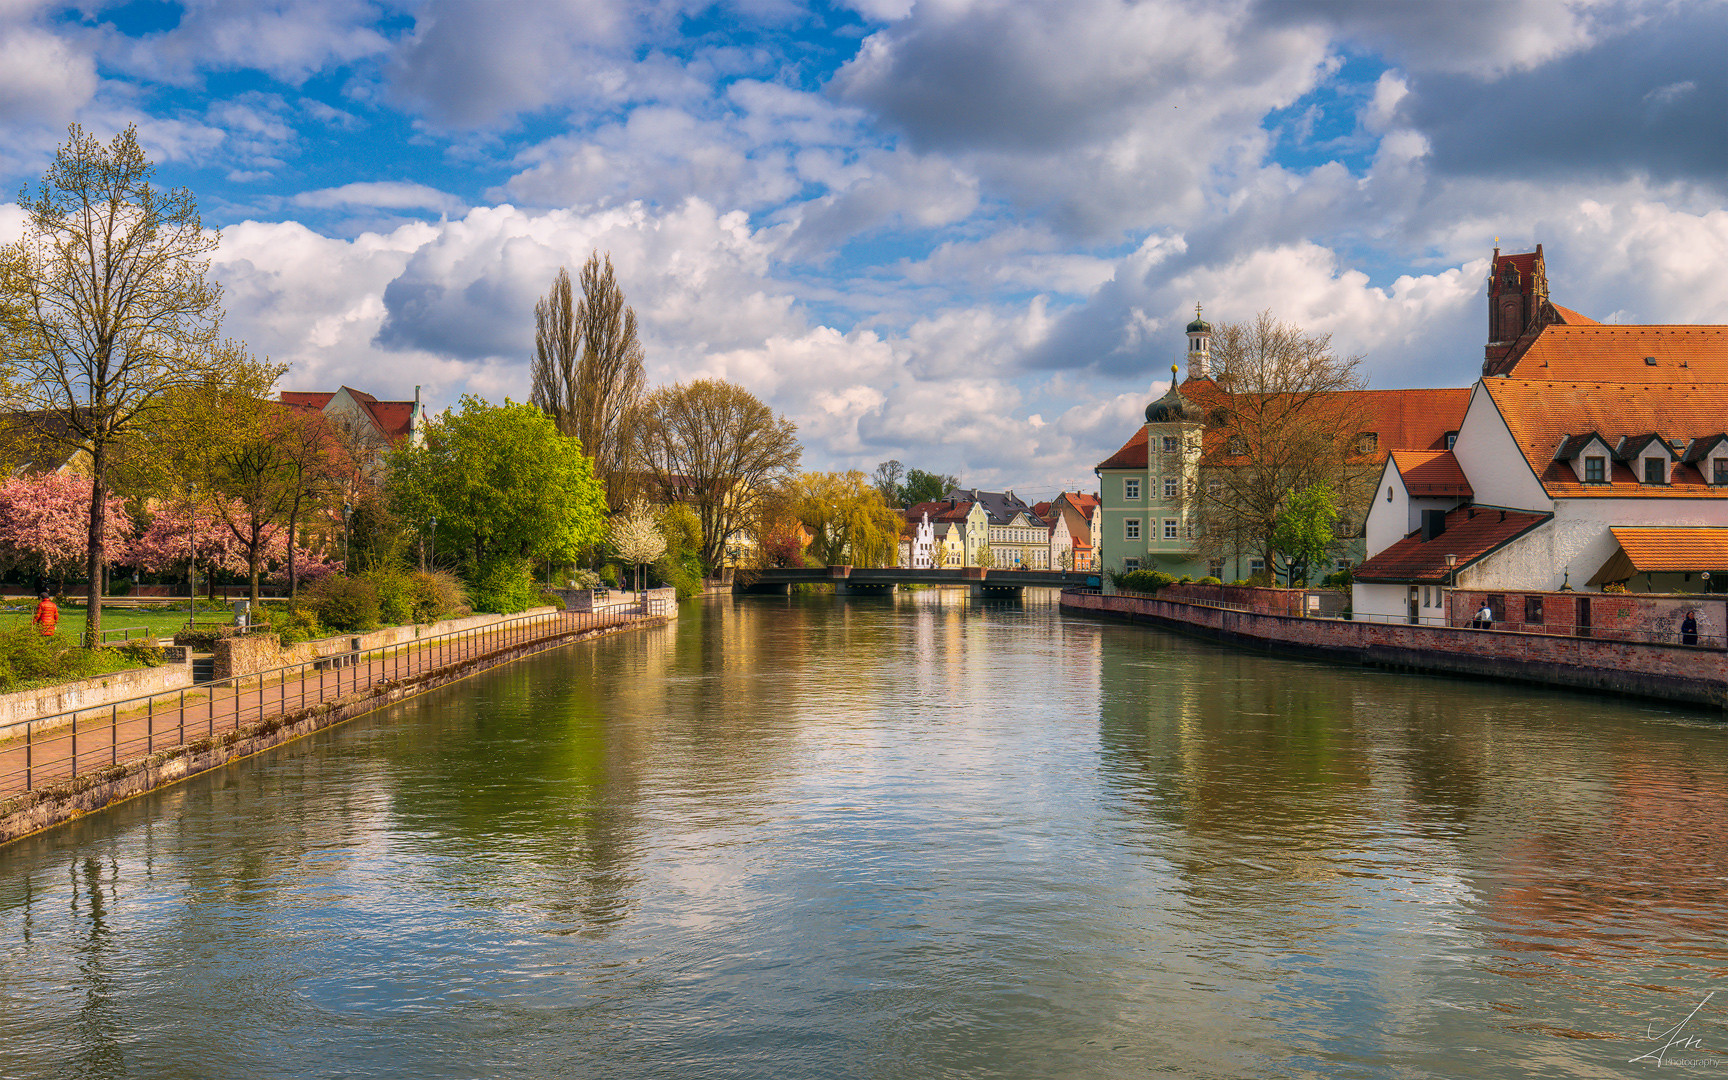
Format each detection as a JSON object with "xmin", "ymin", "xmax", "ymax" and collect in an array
[{"xmin": 793, "ymin": 471, "xmax": 902, "ymax": 568}]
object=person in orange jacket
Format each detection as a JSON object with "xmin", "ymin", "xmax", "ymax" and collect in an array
[{"xmin": 32, "ymin": 590, "xmax": 59, "ymax": 637}]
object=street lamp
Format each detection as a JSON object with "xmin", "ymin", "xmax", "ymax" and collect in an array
[
  {"xmin": 429, "ymin": 516, "xmax": 437, "ymax": 570},
  {"xmin": 342, "ymin": 502, "xmax": 353, "ymax": 568},
  {"xmin": 186, "ymin": 486, "xmax": 197, "ymax": 629}
]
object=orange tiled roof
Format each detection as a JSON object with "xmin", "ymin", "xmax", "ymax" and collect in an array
[
  {"xmin": 1389, "ymin": 449, "xmax": 1473, "ymax": 499},
  {"xmin": 1550, "ymin": 304, "xmax": 1599, "ymax": 326},
  {"xmin": 1355, "ymin": 506, "xmax": 1550, "ymax": 584},
  {"xmin": 1096, "ymin": 383, "xmax": 1468, "ymax": 471},
  {"xmin": 1480, "ymin": 380, "xmax": 1728, "ymax": 499},
  {"xmin": 1606, "ymin": 527, "xmax": 1728, "ymax": 573},
  {"xmin": 1504, "ymin": 325, "xmax": 1728, "ymax": 381},
  {"xmin": 281, "ymin": 391, "xmax": 336, "ymax": 410}
]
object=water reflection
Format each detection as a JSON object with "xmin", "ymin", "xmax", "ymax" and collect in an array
[{"xmin": 1, "ymin": 591, "xmax": 1725, "ymax": 1079}]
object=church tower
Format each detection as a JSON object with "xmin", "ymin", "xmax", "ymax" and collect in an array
[
  {"xmin": 1484, "ymin": 243, "xmax": 1551, "ymax": 375},
  {"xmin": 1186, "ymin": 304, "xmax": 1212, "ymax": 379}
]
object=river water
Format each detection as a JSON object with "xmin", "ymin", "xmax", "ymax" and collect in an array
[{"xmin": 3, "ymin": 591, "xmax": 1726, "ymax": 1078}]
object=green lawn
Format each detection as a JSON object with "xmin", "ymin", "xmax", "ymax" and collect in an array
[{"xmin": 0, "ymin": 603, "xmax": 235, "ymax": 643}]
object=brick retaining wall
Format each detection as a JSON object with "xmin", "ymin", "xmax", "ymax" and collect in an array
[{"xmin": 1063, "ymin": 590, "xmax": 1726, "ymax": 710}]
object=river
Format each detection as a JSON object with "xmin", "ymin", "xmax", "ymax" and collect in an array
[{"xmin": 3, "ymin": 591, "xmax": 1725, "ymax": 1078}]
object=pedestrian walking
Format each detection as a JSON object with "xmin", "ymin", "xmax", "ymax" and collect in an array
[
  {"xmin": 32, "ymin": 590, "xmax": 59, "ymax": 637},
  {"xmin": 1473, "ymin": 600, "xmax": 1493, "ymax": 630},
  {"xmin": 1681, "ymin": 610, "xmax": 1699, "ymax": 646}
]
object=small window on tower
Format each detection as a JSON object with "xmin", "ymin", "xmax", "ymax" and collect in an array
[
  {"xmin": 1161, "ymin": 435, "xmax": 1178, "ymax": 453},
  {"xmin": 1162, "ymin": 477, "xmax": 1177, "ymax": 499}
]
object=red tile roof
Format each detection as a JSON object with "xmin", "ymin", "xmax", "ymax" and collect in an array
[
  {"xmin": 1095, "ymin": 384, "xmax": 1468, "ymax": 471},
  {"xmin": 1504, "ymin": 325, "xmax": 1728, "ymax": 381},
  {"xmin": 1480, "ymin": 380, "xmax": 1728, "ymax": 499},
  {"xmin": 281, "ymin": 391, "xmax": 336, "ymax": 410},
  {"xmin": 1550, "ymin": 304, "xmax": 1599, "ymax": 326},
  {"xmin": 1354, "ymin": 506, "xmax": 1550, "ymax": 583},
  {"xmin": 1389, "ymin": 449, "xmax": 1473, "ymax": 499}
]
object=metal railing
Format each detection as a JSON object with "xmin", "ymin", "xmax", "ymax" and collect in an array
[
  {"xmin": 0, "ymin": 604, "xmax": 670, "ymax": 799},
  {"xmin": 97, "ymin": 626, "xmax": 151, "ymax": 644}
]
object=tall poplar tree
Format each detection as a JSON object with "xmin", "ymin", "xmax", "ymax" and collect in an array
[
  {"xmin": 0, "ymin": 124, "xmax": 223, "ymax": 646},
  {"xmin": 529, "ymin": 251, "xmax": 645, "ymax": 509}
]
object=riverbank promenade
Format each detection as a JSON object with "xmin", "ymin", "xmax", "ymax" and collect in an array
[{"xmin": 0, "ymin": 607, "xmax": 659, "ymax": 803}]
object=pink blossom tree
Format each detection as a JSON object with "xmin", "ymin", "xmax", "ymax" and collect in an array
[
  {"xmin": 127, "ymin": 498, "xmax": 338, "ymax": 597},
  {"xmin": 0, "ymin": 474, "xmax": 135, "ymax": 590}
]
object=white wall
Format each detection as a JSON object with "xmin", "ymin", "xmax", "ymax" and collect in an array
[
  {"xmin": 1353, "ymin": 582, "xmax": 1410, "ymax": 623},
  {"xmin": 1364, "ymin": 458, "xmax": 1407, "ymax": 559},
  {"xmin": 1453, "ymin": 383, "xmax": 1551, "ymax": 511}
]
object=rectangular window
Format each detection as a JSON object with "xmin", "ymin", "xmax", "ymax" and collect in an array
[
  {"xmin": 1162, "ymin": 477, "xmax": 1178, "ymax": 499},
  {"xmin": 1249, "ymin": 558, "xmax": 1265, "ymax": 578},
  {"xmin": 1357, "ymin": 432, "xmax": 1378, "ymax": 454},
  {"xmin": 1487, "ymin": 595, "xmax": 1506, "ymax": 622},
  {"xmin": 1208, "ymin": 559, "xmax": 1224, "ymax": 578},
  {"xmin": 1645, "ymin": 457, "xmax": 1666, "ymax": 485},
  {"xmin": 1525, "ymin": 595, "xmax": 1544, "ymax": 624},
  {"xmin": 1124, "ymin": 519, "xmax": 1140, "ymax": 540},
  {"xmin": 1163, "ymin": 518, "xmax": 1178, "ymax": 539},
  {"xmin": 1123, "ymin": 557, "xmax": 1141, "ymax": 572},
  {"xmin": 1206, "ymin": 478, "xmax": 1222, "ymax": 498},
  {"xmin": 1335, "ymin": 558, "xmax": 1351, "ymax": 572},
  {"xmin": 1717, "ymin": 459, "xmax": 1728, "ymax": 485},
  {"xmin": 1124, "ymin": 478, "xmax": 1140, "ymax": 500},
  {"xmin": 1161, "ymin": 435, "xmax": 1178, "ymax": 453},
  {"xmin": 1445, "ymin": 431, "xmax": 1458, "ymax": 450},
  {"xmin": 1584, "ymin": 456, "xmax": 1606, "ymax": 483}
]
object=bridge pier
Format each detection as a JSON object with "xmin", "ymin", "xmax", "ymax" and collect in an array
[{"xmin": 970, "ymin": 582, "xmax": 1024, "ymax": 600}]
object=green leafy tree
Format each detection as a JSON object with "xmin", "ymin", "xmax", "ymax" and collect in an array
[
  {"xmin": 1269, "ymin": 482, "xmax": 1337, "ymax": 586},
  {"xmin": 900, "ymin": 468, "xmax": 957, "ymax": 506},
  {"xmin": 793, "ymin": 471, "xmax": 902, "ymax": 568},
  {"xmin": 0, "ymin": 124, "xmax": 224, "ymax": 646},
  {"xmin": 389, "ymin": 397, "xmax": 608, "ymax": 587}
]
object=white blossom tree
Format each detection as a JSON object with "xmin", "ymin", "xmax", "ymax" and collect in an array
[{"xmin": 609, "ymin": 501, "xmax": 665, "ymax": 596}]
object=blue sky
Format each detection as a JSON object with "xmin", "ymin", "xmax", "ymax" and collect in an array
[{"xmin": 1, "ymin": 0, "xmax": 1724, "ymax": 498}]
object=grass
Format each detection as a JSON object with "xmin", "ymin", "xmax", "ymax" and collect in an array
[{"xmin": 0, "ymin": 602, "xmax": 235, "ymax": 643}]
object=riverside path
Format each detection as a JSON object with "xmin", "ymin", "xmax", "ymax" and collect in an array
[{"xmin": 0, "ymin": 607, "xmax": 658, "ymax": 800}]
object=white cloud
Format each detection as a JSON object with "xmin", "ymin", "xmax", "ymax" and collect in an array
[{"xmin": 294, "ymin": 181, "xmax": 469, "ymax": 214}]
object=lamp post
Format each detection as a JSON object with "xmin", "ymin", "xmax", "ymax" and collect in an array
[
  {"xmin": 1444, "ymin": 553, "xmax": 1458, "ymax": 626},
  {"xmin": 187, "ymin": 487, "xmax": 197, "ymax": 629},
  {"xmin": 342, "ymin": 502, "xmax": 353, "ymax": 569},
  {"xmin": 429, "ymin": 516, "xmax": 437, "ymax": 570}
]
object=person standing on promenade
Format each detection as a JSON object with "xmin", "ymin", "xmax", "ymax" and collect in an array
[
  {"xmin": 1681, "ymin": 610, "xmax": 1698, "ymax": 646},
  {"xmin": 1473, "ymin": 600, "xmax": 1493, "ymax": 630},
  {"xmin": 32, "ymin": 590, "xmax": 59, "ymax": 637}
]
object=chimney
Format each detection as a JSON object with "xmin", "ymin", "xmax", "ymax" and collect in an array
[{"xmin": 1421, "ymin": 509, "xmax": 1446, "ymax": 542}]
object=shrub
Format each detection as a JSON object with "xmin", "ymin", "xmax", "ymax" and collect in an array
[
  {"xmin": 1196, "ymin": 576, "xmax": 1222, "ymax": 586},
  {"xmin": 363, "ymin": 568, "xmax": 414, "ymax": 627},
  {"xmin": 1110, "ymin": 568, "xmax": 1176, "ymax": 594},
  {"xmin": 470, "ymin": 558, "xmax": 538, "ymax": 614},
  {"xmin": 599, "ymin": 563, "xmax": 620, "ymax": 587},
  {"xmin": 407, "ymin": 570, "xmax": 468, "ymax": 622},
  {"xmin": 565, "ymin": 569, "xmax": 601, "ymax": 590},
  {"xmin": 109, "ymin": 640, "xmax": 165, "ymax": 666},
  {"xmin": 1321, "ymin": 567, "xmax": 1353, "ymax": 589},
  {"xmin": 259, "ymin": 605, "xmax": 325, "ymax": 645},
  {"xmin": 0, "ymin": 626, "xmax": 107, "ymax": 692},
  {"xmin": 307, "ymin": 575, "xmax": 381, "ymax": 632},
  {"xmin": 173, "ymin": 626, "xmax": 239, "ymax": 649}
]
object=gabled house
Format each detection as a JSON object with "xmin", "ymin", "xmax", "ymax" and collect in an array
[{"xmin": 281, "ymin": 385, "xmax": 426, "ymax": 484}]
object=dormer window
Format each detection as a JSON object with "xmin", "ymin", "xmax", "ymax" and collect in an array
[
  {"xmin": 1445, "ymin": 431, "xmax": 1458, "ymax": 450},
  {"xmin": 1716, "ymin": 459, "xmax": 1728, "ymax": 485},
  {"xmin": 1584, "ymin": 456, "xmax": 1606, "ymax": 483},
  {"xmin": 1356, "ymin": 432, "xmax": 1378, "ymax": 454},
  {"xmin": 1644, "ymin": 458, "xmax": 1667, "ymax": 485}
]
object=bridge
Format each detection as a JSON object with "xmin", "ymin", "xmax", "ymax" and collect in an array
[{"xmin": 737, "ymin": 565, "xmax": 1101, "ymax": 597}]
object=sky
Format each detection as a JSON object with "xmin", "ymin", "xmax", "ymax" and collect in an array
[{"xmin": 0, "ymin": 0, "xmax": 1724, "ymax": 500}]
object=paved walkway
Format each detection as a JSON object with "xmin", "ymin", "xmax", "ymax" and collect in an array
[{"xmin": 1, "ymin": 610, "xmax": 642, "ymax": 799}]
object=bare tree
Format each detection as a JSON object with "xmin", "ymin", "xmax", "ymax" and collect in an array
[
  {"xmin": 635, "ymin": 379, "xmax": 801, "ymax": 571},
  {"xmin": 530, "ymin": 252, "xmax": 645, "ymax": 508},
  {"xmin": 1194, "ymin": 311, "xmax": 1373, "ymax": 581},
  {"xmin": 871, "ymin": 459, "xmax": 904, "ymax": 505},
  {"xmin": 0, "ymin": 124, "xmax": 223, "ymax": 646}
]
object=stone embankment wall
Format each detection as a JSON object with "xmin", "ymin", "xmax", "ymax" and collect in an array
[
  {"xmin": 213, "ymin": 608, "xmax": 564, "ymax": 681},
  {"xmin": 0, "ymin": 649, "xmax": 193, "ymax": 731},
  {"xmin": 1063, "ymin": 590, "xmax": 1726, "ymax": 710},
  {"xmin": 1157, "ymin": 583, "xmax": 1345, "ymax": 617}
]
